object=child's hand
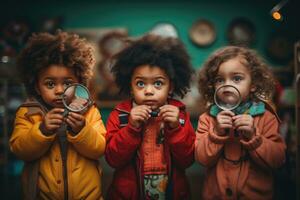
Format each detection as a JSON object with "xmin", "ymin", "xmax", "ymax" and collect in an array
[
  {"xmin": 129, "ymin": 105, "xmax": 151, "ymax": 128},
  {"xmin": 65, "ymin": 112, "xmax": 86, "ymax": 134},
  {"xmin": 159, "ymin": 105, "xmax": 180, "ymax": 129},
  {"xmin": 42, "ymin": 108, "xmax": 65, "ymax": 134},
  {"xmin": 215, "ymin": 110, "xmax": 235, "ymax": 136},
  {"xmin": 232, "ymin": 114, "xmax": 255, "ymax": 141}
]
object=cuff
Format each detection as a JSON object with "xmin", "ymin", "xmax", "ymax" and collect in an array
[
  {"xmin": 208, "ymin": 127, "xmax": 230, "ymax": 144},
  {"xmin": 126, "ymin": 123, "xmax": 142, "ymax": 137},
  {"xmin": 240, "ymin": 135, "xmax": 262, "ymax": 150},
  {"xmin": 35, "ymin": 122, "xmax": 56, "ymax": 141},
  {"xmin": 67, "ymin": 125, "xmax": 91, "ymax": 143},
  {"xmin": 39, "ymin": 122, "xmax": 55, "ymax": 136}
]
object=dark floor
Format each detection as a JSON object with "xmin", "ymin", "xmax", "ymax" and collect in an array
[{"xmin": 0, "ymin": 157, "xmax": 296, "ymax": 200}]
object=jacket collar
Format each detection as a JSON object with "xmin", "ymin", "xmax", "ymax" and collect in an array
[
  {"xmin": 210, "ymin": 101, "xmax": 265, "ymax": 117},
  {"xmin": 115, "ymin": 98, "xmax": 186, "ymax": 113},
  {"xmin": 21, "ymin": 97, "xmax": 49, "ymax": 115}
]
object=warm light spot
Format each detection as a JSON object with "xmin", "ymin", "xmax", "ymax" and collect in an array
[{"xmin": 272, "ymin": 11, "xmax": 282, "ymax": 20}]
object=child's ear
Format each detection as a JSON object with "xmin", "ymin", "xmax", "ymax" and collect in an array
[{"xmin": 250, "ymin": 84, "xmax": 256, "ymax": 92}]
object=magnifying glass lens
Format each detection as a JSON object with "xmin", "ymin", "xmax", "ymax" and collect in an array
[
  {"xmin": 62, "ymin": 84, "xmax": 91, "ymax": 113},
  {"xmin": 214, "ymin": 85, "xmax": 241, "ymax": 111}
]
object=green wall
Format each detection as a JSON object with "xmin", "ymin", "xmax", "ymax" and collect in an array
[
  {"xmin": 2, "ymin": 0, "xmax": 296, "ymax": 125},
  {"xmin": 2, "ymin": 1, "xmax": 288, "ymax": 67}
]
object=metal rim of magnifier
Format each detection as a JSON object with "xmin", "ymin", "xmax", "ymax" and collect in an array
[
  {"xmin": 62, "ymin": 83, "xmax": 91, "ymax": 112},
  {"xmin": 214, "ymin": 85, "xmax": 242, "ymax": 111}
]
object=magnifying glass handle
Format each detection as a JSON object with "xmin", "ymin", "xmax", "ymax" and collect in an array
[
  {"xmin": 62, "ymin": 109, "xmax": 69, "ymax": 117},
  {"xmin": 224, "ymin": 128, "xmax": 239, "ymax": 137},
  {"xmin": 234, "ymin": 129, "xmax": 239, "ymax": 137},
  {"xmin": 225, "ymin": 128, "xmax": 230, "ymax": 135}
]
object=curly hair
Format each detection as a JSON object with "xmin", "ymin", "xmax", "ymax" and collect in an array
[
  {"xmin": 198, "ymin": 46, "xmax": 276, "ymax": 106},
  {"xmin": 17, "ymin": 30, "xmax": 95, "ymax": 97},
  {"xmin": 111, "ymin": 34, "xmax": 194, "ymax": 98}
]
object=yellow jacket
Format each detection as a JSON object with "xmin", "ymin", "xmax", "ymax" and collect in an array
[{"xmin": 10, "ymin": 104, "xmax": 106, "ymax": 200}]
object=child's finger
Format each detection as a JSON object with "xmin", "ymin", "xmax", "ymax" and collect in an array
[
  {"xmin": 136, "ymin": 111, "xmax": 150, "ymax": 120},
  {"xmin": 233, "ymin": 118, "xmax": 252, "ymax": 128},
  {"xmin": 159, "ymin": 105, "xmax": 178, "ymax": 115},
  {"xmin": 219, "ymin": 110, "xmax": 235, "ymax": 116},
  {"xmin": 162, "ymin": 116, "xmax": 177, "ymax": 123},
  {"xmin": 66, "ymin": 118, "xmax": 76, "ymax": 128},
  {"xmin": 219, "ymin": 118, "xmax": 233, "ymax": 125},
  {"xmin": 48, "ymin": 113, "xmax": 64, "ymax": 120},
  {"xmin": 68, "ymin": 112, "xmax": 84, "ymax": 121},
  {"xmin": 160, "ymin": 112, "xmax": 177, "ymax": 121},
  {"xmin": 66, "ymin": 116, "xmax": 85, "ymax": 128},
  {"xmin": 49, "ymin": 108, "xmax": 65, "ymax": 114},
  {"xmin": 220, "ymin": 124, "xmax": 233, "ymax": 129},
  {"xmin": 46, "ymin": 124, "xmax": 60, "ymax": 131},
  {"xmin": 49, "ymin": 119, "xmax": 63, "ymax": 125},
  {"xmin": 236, "ymin": 125, "xmax": 251, "ymax": 132},
  {"xmin": 132, "ymin": 112, "xmax": 149, "ymax": 122}
]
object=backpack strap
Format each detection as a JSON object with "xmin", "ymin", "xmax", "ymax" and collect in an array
[
  {"xmin": 19, "ymin": 98, "xmax": 48, "ymax": 118},
  {"xmin": 119, "ymin": 112, "xmax": 129, "ymax": 127},
  {"xmin": 20, "ymin": 98, "xmax": 48, "ymax": 200}
]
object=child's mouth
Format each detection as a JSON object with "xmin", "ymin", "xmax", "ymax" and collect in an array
[
  {"xmin": 144, "ymin": 100, "xmax": 157, "ymax": 107},
  {"xmin": 53, "ymin": 99, "xmax": 63, "ymax": 105}
]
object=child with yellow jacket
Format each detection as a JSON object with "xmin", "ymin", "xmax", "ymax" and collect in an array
[{"xmin": 10, "ymin": 31, "xmax": 106, "ymax": 200}]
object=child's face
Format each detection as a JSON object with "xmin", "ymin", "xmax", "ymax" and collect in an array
[
  {"xmin": 131, "ymin": 65, "xmax": 172, "ymax": 110},
  {"xmin": 214, "ymin": 57, "xmax": 255, "ymax": 102},
  {"xmin": 36, "ymin": 65, "xmax": 79, "ymax": 108}
]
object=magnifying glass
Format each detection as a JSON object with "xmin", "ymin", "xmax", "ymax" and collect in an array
[
  {"xmin": 214, "ymin": 85, "xmax": 242, "ymax": 135},
  {"xmin": 61, "ymin": 83, "xmax": 92, "ymax": 117}
]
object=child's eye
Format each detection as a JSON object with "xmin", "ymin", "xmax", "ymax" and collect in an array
[
  {"xmin": 233, "ymin": 76, "xmax": 243, "ymax": 82},
  {"xmin": 154, "ymin": 81, "xmax": 163, "ymax": 88},
  {"xmin": 136, "ymin": 81, "xmax": 145, "ymax": 88},
  {"xmin": 46, "ymin": 81, "xmax": 55, "ymax": 89},
  {"xmin": 64, "ymin": 81, "xmax": 73, "ymax": 88},
  {"xmin": 214, "ymin": 78, "xmax": 224, "ymax": 84}
]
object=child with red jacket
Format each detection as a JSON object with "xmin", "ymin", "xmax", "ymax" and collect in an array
[{"xmin": 105, "ymin": 34, "xmax": 195, "ymax": 200}]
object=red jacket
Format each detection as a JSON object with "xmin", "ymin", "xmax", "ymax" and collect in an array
[{"xmin": 105, "ymin": 99, "xmax": 195, "ymax": 200}]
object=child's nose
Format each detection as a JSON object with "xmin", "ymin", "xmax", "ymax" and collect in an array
[
  {"xmin": 144, "ymin": 85, "xmax": 154, "ymax": 96},
  {"xmin": 224, "ymin": 79, "xmax": 232, "ymax": 85},
  {"xmin": 55, "ymin": 85, "xmax": 64, "ymax": 95}
]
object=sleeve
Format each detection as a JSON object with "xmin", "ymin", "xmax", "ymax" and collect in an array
[
  {"xmin": 241, "ymin": 110, "xmax": 286, "ymax": 169},
  {"xmin": 9, "ymin": 107, "xmax": 56, "ymax": 161},
  {"xmin": 194, "ymin": 113, "xmax": 230, "ymax": 167},
  {"xmin": 67, "ymin": 105, "xmax": 106, "ymax": 160},
  {"xmin": 104, "ymin": 110, "xmax": 142, "ymax": 169},
  {"xmin": 165, "ymin": 111, "xmax": 195, "ymax": 169}
]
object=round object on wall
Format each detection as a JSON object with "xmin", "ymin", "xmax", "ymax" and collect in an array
[
  {"xmin": 189, "ymin": 19, "xmax": 216, "ymax": 47},
  {"xmin": 98, "ymin": 31, "xmax": 128, "ymax": 58},
  {"xmin": 150, "ymin": 23, "xmax": 179, "ymax": 38},
  {"xmin": 97, "ymin": 31, "xmax": 128, "ymax": 89},
  {"xmin": 227, "ymin": 17, "xmax": 256, "ymax": 46}
]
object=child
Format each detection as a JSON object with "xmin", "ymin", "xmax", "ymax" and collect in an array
[
  {"xmin": 9, "ymin": 30, "xmax": 106, "ymax": 200},
  {"xmin": 105, "ymin": 34, "xmax": 195, "ymax": 200},
  {"xmin": 195, "ymin": 46, "xmax": 286, "ymax": 199}
]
